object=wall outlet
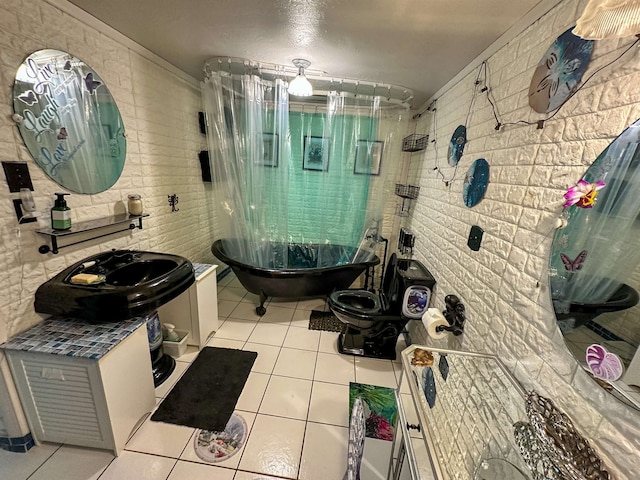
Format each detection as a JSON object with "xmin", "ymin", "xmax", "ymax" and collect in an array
[{"xmin": 2, "ymin": 161, "xmax": 33, "ymax": 193}]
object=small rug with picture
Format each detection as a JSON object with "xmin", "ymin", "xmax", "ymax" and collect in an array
[{"xmin": 309, "ymin": 310, "xmax": 346, "ymax": 333}]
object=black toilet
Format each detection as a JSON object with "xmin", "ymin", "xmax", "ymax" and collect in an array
[{"xmin": 328, "ymin": 254, "xmax": 435, "ymax": 360}]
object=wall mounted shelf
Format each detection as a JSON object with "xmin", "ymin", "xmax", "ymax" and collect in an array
[
  {"xmin": 37, "ymin": 213, "xmax": 149, "ymax": 254},
  {"xmin": 395, "ymin": 183, "xmax": 420, "ymax": 217}
]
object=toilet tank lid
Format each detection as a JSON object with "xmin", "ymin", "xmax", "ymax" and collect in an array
[{"xmin": 396, "ymin": 259, "xmax": 435, "ymax": 284}]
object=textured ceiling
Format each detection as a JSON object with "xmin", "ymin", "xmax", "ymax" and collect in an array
[{"xmin": 68, "ymin": 0, "xmax": 555, "ymax": 107}]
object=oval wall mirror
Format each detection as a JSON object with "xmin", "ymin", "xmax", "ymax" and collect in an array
[
  {"xmin": 12, "ymin": 49, "xmax": 126, "ymax": 194},
  {"xmin": 549, "ymin": 118, "xmax": 640, "ymax": 409}
]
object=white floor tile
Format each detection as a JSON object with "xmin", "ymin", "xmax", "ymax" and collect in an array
[
  {"xmin": 27, "ymin": 445, "xmax": 113, "ymax": 480},
  {"xmin": 314, "ymin": 352, "xmax": 355, "ymax": 385},
  {"xmin": 272, "ymin": 348, "xmax": 317, "ymax": 380},
  {"xmin": 259, "ymin": 305, "xmax": 295, "ymax": 324},
  {"xmin": 318, "ymin": 331, "xmax": 340, "ymax": 354},
  {"xmin": 227, "ymin": 277, "xmax": 244, "ymax": 288},
  {"xmin": 308, "ymin": 381, "xmax": 350, "ymax": 427},
  {"xmin": 355, "ymin": 357, "xmax": 399, "ymax": 389},
  {"xmin": 180, "ymin": 411, "xmax": 256, "ymax": 470},
  {"xmin": 207, "ymin": 337, "xmax": 246, "ymax": 350},
  {"xmin": 241, "ymin": 291, "xmax": 263, "ymax": 305},
  {"xmin": 238, "ymin": 414, "xmax": 305, "ymax": 478},
  {"xmin": 243, "ymin": 342, "xmax": 280, "ymax": 374},
  {"xmin": 233, "ymin": 471, "xmax": 284, "ymax": 480},
  {"xmin": 283, "ymin": 326, "xmax": 321, "ymax": 351},
  {"xmin": 229, "ymin": 302, "xmax": 263, "ymax": 320},
  {"xmin": 290, "ymin": 308, "xmax": 313, "ymax": 328},
  {"xmin": 155, "ymin": 361, "xmax": 189, "ymax": 399},
  {"xmin": 246, "ymin": 323, "xmax": 289, "ymax": 346},
  {"xmin": 259, "ymin": 376, "xmax": 312, "ymax": 420},
  {"xmin": 218, "ymin": 300, "xmax": 240, "ymax": 318},
  {"xmin": 299, "ymin": 422, "xmax": 348, "ymax": 480},
  {"xmin": 126, "ymin": 417, "xmax": 194, "ymax": 458},
  {"xmin": 296, "ymin": 297, "xmax": 328, "ymax": 311},
  {"xmin": 214, "ymin": 318, "xmax": 257, "ymax": 342},
  {"xmin": 168, "ymin": 460, "xmax": 235, "ymax": 480},
  {"xmin": 236, "ymin": 372, "xmax": 270, "ymax": 412},
  {"xmin": 217, "ymin": 272, "xmax": 235, "ymax": 286},
  {"xmin": 218, "ymin": 287, "xmax": 249, "ymax": 303},
  {"xmin": 174, "ymin": 345, "xmax": 200, "ymax": 364},
  {"xmin": 97, "ymin": 451, "xmax": 175, "ymax": 480},
  {"xmin": 268, "ymin": 298, "xmax": 299, "ymax": 309},
  {"xmin": 0, "ymin": 443, "xmax": 60, "ymax": 480}
]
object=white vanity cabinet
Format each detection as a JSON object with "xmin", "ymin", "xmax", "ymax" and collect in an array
[
  {"xmin": 1, "ymin": 318, "xmax": 155, "ymax": 456},
  {"xmin": 157, "ymin": 263, "xmax": 219, "ymax": 348}
]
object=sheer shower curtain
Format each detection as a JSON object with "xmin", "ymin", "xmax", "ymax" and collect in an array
[{"xmin": 202, "ymin": 65, "xmax": 407, "ymax": 269}]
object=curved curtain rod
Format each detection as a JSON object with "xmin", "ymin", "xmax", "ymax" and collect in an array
[{"xmin": 204, "ymin": 56, "xmax": 414, "ymax": 106}]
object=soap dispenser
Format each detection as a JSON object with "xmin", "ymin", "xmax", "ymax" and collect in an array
[{"xmin": 51, "ymin": 193, "xmax": 71, "ymax": 230}]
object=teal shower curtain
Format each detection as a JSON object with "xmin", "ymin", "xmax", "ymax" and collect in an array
[{"xmin": 202, "ymin": 65, "xmax": 407, "ymax": 269}]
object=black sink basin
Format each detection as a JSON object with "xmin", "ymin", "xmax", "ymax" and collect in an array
[{"xmin": 35, "ymin": 250, "xmax": 195, "ymax": 323}]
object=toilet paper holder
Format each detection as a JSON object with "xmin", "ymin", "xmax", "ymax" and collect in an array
[{"xmin": 439, "ymin": 295, "xmax": 466, "ymax": 336}]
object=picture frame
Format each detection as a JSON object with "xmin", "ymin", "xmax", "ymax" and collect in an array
[
  {"xmin": 303, "ymin": 136, "xmax": 330, "ymax": 171},
  {"xmin": 354, "ymin": 140, "xmax": 383, "ymax": 175},
  {"xmin": 257, "ymin": 133, "xmax": 278, "ymax": 167}
]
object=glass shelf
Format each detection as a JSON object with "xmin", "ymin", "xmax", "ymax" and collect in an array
[{"xmin": 37, "ymin": 213, "xmax": 149, "ymax": 254}]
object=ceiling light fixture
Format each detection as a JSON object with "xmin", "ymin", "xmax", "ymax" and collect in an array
[
  {"xmin": 287, "ymin": 58, "xmax": 313, "ymax": 97},
  {"xmin": 573, "ymin": 0, "xmax": 640, "ymax": 39}
]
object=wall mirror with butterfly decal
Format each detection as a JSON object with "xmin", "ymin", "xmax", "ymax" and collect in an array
[
  {"xmin": 12, "ymin": 49, "xmax": 126, "ymax": 194},
  {"xmin": 549, "ymin": 117, "xmax": 640, "ymax": 410}
]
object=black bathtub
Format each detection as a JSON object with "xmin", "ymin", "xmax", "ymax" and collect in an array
[{"xmin": 212, "ymin": 239, "xmax": 380, "ymax": 315}]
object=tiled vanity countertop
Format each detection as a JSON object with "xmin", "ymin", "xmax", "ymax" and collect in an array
[{"xmin": 0, "ymin": 316, "xmax": 146, "ymax": 360}]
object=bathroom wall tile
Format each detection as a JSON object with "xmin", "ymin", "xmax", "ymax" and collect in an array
[
  {"xmin": 246, "ymin": 323, "xmax": 289, "ymax": 346},
  {"xmin": 125, "ymin": 417, "xmax": 194, "ymax": 458},
  {"xmin": 97, "ymin": 451, "xmax": 176, "ymax": 480},
  {"xmin": 243, "ymin": 342, "xmax": 281, "ymax": 374},
  {"xmin": 308, "ymin": 381, "xmax": 350, "ymax": 427},
  {"xmin": 238, "ymin": 414, "xmax": 305, "ymax": 478},
  {"xmin": 168, "ymin": 460, "xmax": 235, "ymax": 480},
  {"xmin": 27, "ymin": 445, "xmax": 114, "ymax": 480},
  {"xmin": 236, "ymin": 373, "xmax": 270, "ymax": 412},
  {"xmin": 299, "ymin": 422, "xmax": 348, "ymax": 480},
  {"xmin": 283, "ymin": 326, "xmax": 321, "ymax": 351},
  {"xmin": 272, "ymin": 348, "xmax": 317, "ymax": 380},
  {"xmin": 314, "ymin": 352, "xmax": 355, "ymax": 385},
  {"xmin": 259, "ymin": 376, "xmax": 312, "ymax": 420}
]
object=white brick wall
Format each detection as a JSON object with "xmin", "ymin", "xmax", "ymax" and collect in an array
[
  {"xmin": 404, "ymin": 0, "xmax": 640, "ymax": 477},
  {"xmin": 0, "ymin": 0, "xmax": 219, "ymax": 437}
]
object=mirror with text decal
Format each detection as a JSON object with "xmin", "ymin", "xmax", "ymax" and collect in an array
[
  {"xmin": 549, "ymin": 117, "xmax": 640, "ymax": 410},
  {"xmin": 12, "ymin": 49, "xmax": 126, "ymax": 194}
]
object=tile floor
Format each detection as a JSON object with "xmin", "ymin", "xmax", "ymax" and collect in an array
[{"xmin": 1, "ymin": 272, "xmax": 407, "ymax": 480}]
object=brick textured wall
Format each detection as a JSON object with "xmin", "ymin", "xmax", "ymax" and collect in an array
[{"xmin": 403, "ymin": 0, "xmax": 640, "ymax": 477}]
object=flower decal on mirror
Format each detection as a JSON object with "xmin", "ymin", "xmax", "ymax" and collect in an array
[{"xmin": 563, "ymin": 179, "xmax": 605, "ymax": 208}]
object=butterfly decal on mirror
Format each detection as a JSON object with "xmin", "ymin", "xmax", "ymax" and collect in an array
[
  {"xmin": 84, "ymin": 72, "xmax": 102, "ymax": 94},
  {"xmin": 63, "ymin": 60, "xmax": 72, "ymax": 71},
  {"xmin": 560, "ymin": 249, "xmax": 587, "ymax": 271},
  {"xmin": 57, "ymin": 127, "xmax": 68, "ymax": 140},
  {"xmin": 18, "ymin": 90, "xmax": 38, "ymax": 106}
]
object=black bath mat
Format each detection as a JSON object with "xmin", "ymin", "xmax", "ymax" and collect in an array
[
  {"xmin": 309, "ymin": 310, "xmax": 346, "ymax": 333},
  {"xmin": 151, "ymin": 347, "xmax": 256, "ymax": 431}
]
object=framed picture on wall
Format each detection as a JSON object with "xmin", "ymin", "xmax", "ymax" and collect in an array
[
  {"xmin": 257, "ymin": 133, "xmax": 278, "ymax": 167},
  {"xmin": 354, "ymin": 140, "xmax": 383, "ymax": 175},
  {"xmin": 303, "ymin": 136, "xmax": 330, "ymax": 171}
]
